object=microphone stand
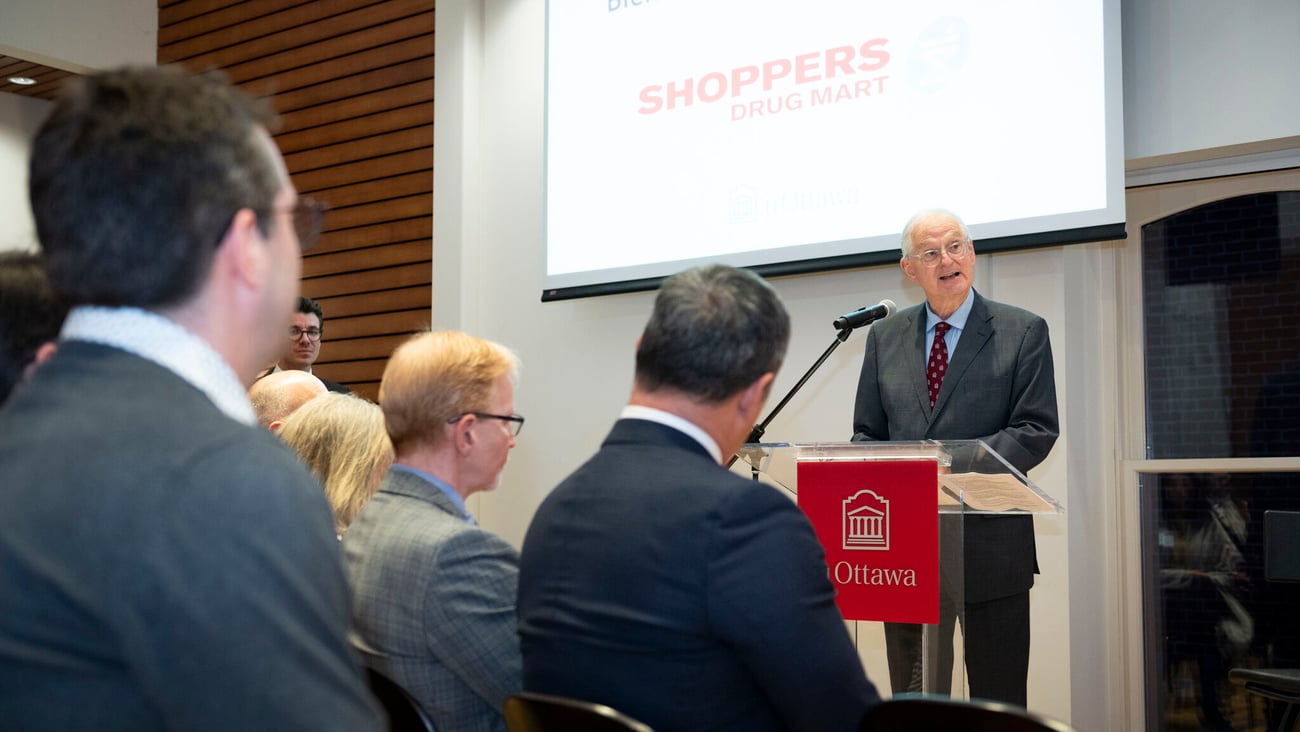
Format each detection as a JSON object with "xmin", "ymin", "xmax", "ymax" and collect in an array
[{"xmin": 728, "ymin": 325, "xmax": 858, "ymax": 473}]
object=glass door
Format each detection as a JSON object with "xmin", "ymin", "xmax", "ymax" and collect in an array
[{"xmin": 1124, "ymin": 168, "xmax": 1300, "ymax": 732}]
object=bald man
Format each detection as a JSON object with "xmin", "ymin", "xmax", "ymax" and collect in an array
[{"xmin": 249, "ymin": 369, "xmax": 328, "ymax": 430}]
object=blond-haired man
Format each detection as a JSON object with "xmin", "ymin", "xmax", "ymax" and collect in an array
[{"xmin": 344, "ymin": 330, "xmax": 523, "ymax": 732}]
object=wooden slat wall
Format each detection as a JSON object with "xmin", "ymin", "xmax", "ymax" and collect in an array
[{"xmin": 158, "ymin": 0, "xmax": 434, "ymax": 401}]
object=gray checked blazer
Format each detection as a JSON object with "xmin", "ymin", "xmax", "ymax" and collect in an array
[{"xmin": 343, "ymin": 466, "xmax": 521, "ymax": 732}]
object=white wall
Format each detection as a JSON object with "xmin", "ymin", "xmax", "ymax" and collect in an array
[
  {"xmin": 0, "ymin": 0, "xmax": 157, "ymax": 72},
  {"xmin": 0, "ymin": 94, "xmax": 48, "ymax": 252},
  {"xmin": 1122, "ymin": 0, "xmax": 1300, "ymax": 159}
]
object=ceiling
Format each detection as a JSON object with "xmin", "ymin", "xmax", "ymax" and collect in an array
[{"xmin": 0, "ymin": 54, "xmax": 77, "ymax": 101}]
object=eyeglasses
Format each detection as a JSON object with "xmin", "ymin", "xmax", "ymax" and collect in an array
[
  {"xmin": 446, "ymin": 412, "xmax": 526, "ymax": 437},
  {"xmin": 907, "ymin": 239, "xmax": 970, "ymax": 267},
  {"xmin": 289, "ymin": 326, "xmax": 322, "ymax": 341},
  {"xmin": 282, "ymin": 196, "xmax": 329, "ymax": 252}
]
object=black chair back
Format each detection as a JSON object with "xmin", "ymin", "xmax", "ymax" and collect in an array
[
  {"xmin": 1230, "ymin": 513, "xmax": 1300, "ymax": 731},
  {"xmin": 1265, "ymin": 510, "xmax": 1300, "ymax": 582},
  {"xmin": 1229, "ymin": 668, "xmax": 1300, "ymax": 731},
  {"xmin": 365, "ymin": 667, "xmax": 436, "ymax": 732},
  {"xmin": 504, "ymin": 691, "xmax": 654, "ymax": 732},
  {"xmin": 859, "ymin": 696, "xmax": 1077, "ymax": 732}
]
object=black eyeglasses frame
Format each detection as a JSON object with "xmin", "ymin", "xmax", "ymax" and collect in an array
[{"xmin": 445, "ymin": 411, "xmax": 525, "ymax": 437}]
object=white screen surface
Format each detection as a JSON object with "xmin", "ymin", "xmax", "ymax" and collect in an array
[{"xmin": 544, "ymin": 0, "xmax": 1124, "ymax": 299}]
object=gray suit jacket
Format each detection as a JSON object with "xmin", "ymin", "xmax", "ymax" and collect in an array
[
  {"xmin": 0, "ymin": 342, "xmax": 381, "ymax": 731},
  {"xmin": 344, "ymin": 467, "xmax": 521, "ymax": 732},
  {"xmin": 852, "ymin": 290, "xmax": 1059, "ymax": 601}
]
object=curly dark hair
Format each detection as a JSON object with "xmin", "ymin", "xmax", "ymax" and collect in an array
[
  {"xmin": 297, "ymin": 296, "xmax": 325, "ymax": 329},
  {"xmin": 0, "ymin": 251, "xmax": 68, "ymax": 403}
]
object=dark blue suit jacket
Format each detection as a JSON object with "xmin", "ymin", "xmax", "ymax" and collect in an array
[{"xmin": 518, "ymin": 418, "xmax": 880, "ymax": 732}]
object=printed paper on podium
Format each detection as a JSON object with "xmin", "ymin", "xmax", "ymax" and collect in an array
[{"xmin": 937, "ymin": 472, "xmax": 1057, "ymax": 512}]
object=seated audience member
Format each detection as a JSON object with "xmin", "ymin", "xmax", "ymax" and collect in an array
[
  {"xmin": 263, "ymin": 295, "xmax": 350, "ymax": 393},
  {"xmin": 0, "ymin": 66, "xmax": 381, "ymax": 730},
  {"xmin": 345, "ymin": 330, "xmax": 525, "ymax": 732},
  {"xmin": 517, "ymin": 264, "xmax": 881, "ymax": 731},
  {"xmin": 0, "ymin": 250, "xmax": 68, "ymax": 404},
  {"xmin": 278, "ymin": 392, "xmax": 395, "ymax": 534},
  {"xmin": 248, "ymin": 368, "xmax": 328, "ymax": 429}
]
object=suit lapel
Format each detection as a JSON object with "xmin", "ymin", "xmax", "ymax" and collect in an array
[
  {"xmin": 931, "ymin": 293, "xmax": 993, "ymax": 421},
  {"xmin": 903, "ymin": 309, "xmax": 934, "ymax": 421}
]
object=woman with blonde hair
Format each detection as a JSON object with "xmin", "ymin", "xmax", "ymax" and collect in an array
[{"xmin": 278, "ymin": 392, "xmax": 394, "ymax": 534}]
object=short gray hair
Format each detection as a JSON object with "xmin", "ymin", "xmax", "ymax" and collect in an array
[
  {"xmin": 899, "ymin": 208, "xmax": 971, "ymax": 257},
  {"xmin": 635, "ymin": 264, "xmax": 790, "ymax": 403}
]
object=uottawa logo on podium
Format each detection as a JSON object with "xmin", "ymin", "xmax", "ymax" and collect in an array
[
  {"xmin": 797, "ymin": 459, "xmax": 939, "ymax": 624},
  {"xmin": 843, "ymin": 488, "xmax": 889, "ymax": 550}
]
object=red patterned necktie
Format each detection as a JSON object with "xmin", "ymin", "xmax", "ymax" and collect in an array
[{"xmin": 927, "ymin": 321, "xmax": 951, "ymax": 409}]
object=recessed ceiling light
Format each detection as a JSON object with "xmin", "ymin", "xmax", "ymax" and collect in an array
[{"xmin": 8, "ymin": 77, "xmax": 37, "ymax": 86}]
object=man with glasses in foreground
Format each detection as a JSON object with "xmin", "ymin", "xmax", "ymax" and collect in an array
[
  {"xmin": 344, "ymin": 330, "xmax": 524, "ymax": 732},
  {"xmin": 266, "ymin": 295, "xmax": 351, "ymax": 393},
  {"xmin": 0, "ymin": 67, "xmax": 381, "ymax": 730},
  {"xmin": 852, "ymin": 209, "xmax": 1059, "ymax": 705}
]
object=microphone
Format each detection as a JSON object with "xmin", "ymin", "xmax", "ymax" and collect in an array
[{"xmin": 833, "ymin": 299, "xmax": 896, "ymax": 330}]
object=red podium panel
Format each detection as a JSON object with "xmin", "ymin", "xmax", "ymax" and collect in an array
[
  {"xmin": 738, "ymin": 440, "xmax": 1061, "ymax": 698},
  {"xmin": 798, "ymin": 459, "xmax": 939, "ymax": 623}
]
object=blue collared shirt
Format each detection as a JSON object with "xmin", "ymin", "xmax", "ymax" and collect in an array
[
  {"xmin": 924, "ymin": 289, "xmax": 975, "ymax": 366},
  {"xmin": 389, "ymin": 463, "xmax": 476, "ymax": 524}
]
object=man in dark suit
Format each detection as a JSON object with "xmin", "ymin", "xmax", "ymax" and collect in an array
[
  {"xmin": 267, "ymin": 295, "xmax": 351, "ymax": 393},
  {"xmin": 518, "ymin": 264, "xmax": 881, "ymax": 732},
  {"xmin": 852, "ymin": 208, "xmax": 1059, "ymax": 706},
  {"xmin": 0, "ymin": 250, "xmax": 66, "ymax": 404},
  {"xmin": 0, "ymin": 67, "xmax": 381, "ymax": 731},
  {"xmin": 345, "ymin": 330, "xmax": 524, "ymax": 732}
]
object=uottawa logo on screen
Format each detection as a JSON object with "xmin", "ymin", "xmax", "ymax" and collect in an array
[{"xmin": 797, "ymin": 458, "xmax": 939, "ymax": 623}]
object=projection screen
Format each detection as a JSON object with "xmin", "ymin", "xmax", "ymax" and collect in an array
[{"xmin": 543, "ymin": 0, "xmax": 1125, "ymax": 300}]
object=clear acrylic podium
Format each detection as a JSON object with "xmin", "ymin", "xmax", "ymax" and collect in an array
[{"xmin": 735, "ymin": 439, "xmax": 1062, "ymax": 698}]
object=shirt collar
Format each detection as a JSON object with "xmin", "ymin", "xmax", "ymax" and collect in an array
[
  {"xmin": 390, "ymin": 463, "xmax": 475, "ymax": 524},
  {"xmin": 621, "ymin": 404, "xmax": 723, "ymax": 464},
  {"xmin": 60, "ymin": 306, "xmax": 256, "ymax": 426},
  {"xmin": 925, "ymin": 288, "xmax": 975, "ymax": 334}
]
